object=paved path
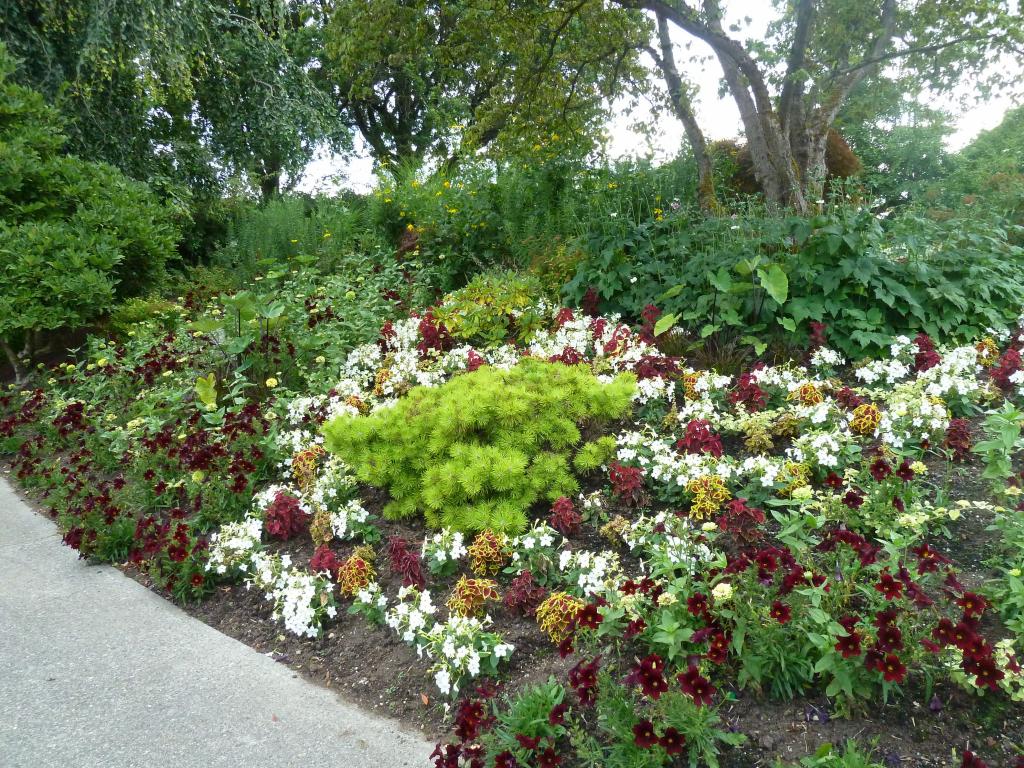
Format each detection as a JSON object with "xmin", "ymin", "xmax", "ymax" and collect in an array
[{"xmin": 0, "ymin": 478, "xmax": 434, "ymax": 767}]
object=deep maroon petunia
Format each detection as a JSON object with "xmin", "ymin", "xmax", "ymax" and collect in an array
[
  {"xmin": 957, "ymin": 592, "xmax": 988, "ymax": 619},
  {"xmin": 633, "ymin": 719, "xmax": 658, "ymax": 749},
  {"xmin": 843, "ymin": 489, "xmax": 865, "ymax": 509},
  {"xmin": 876, "ymin": 624, "xmax": 904, "ymax": 652},
  {"xmin": 881, "ymin": 653, "xmax": 907, "ymax": 683},
  {"xmin": 548, "ymin": 703, "xmax": 568, "ymax": 726},
  {"xmin": 961, "ymin": 751, "xmax": 988, "ymax": 768},
  {"xmin": 659, "ymin": 727, "xmax": 686, "ymax": 755},
  {"xmin": 515, "ymin": 734, "xmax": 540, "ymax": 751},
  {"xmin": 870, "ymin": 458, "xmax": 893, "ymax": 482},
  {"xmin": 677, "ymin": 664, "xmax": 717, "ymax": 706},
  {"xmin": 769, "ymin": 600, "xmax": 792, "ymax": 624},
  {"xmin": 494, "ymin": 752, "xmax": 519, "ymax": 768},
  {"xmin": 874, "ymin": 571, "xmax": 903, "ymax": 600},
  {"xmin": 537, "ymin": 747, "xmax": 562, "ymax": 768}
]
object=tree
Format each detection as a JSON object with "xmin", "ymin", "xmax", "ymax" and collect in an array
[
  {"xmin": 619, "ymin": 0, "xmax": 1024, "ymax": 212},
  {"xmin": 0, "ymin": 44, "xmax": 178, "ymax": 380},
  {"xmin": 194, "ymin": 1, "xmax": 351, "ymax": 201},
  {"xmin": 0, "ymin": 0, "xmax": 349, "ymax": 205},
  {"xmin": 836, "ymin": 78, "xmax": 953, "ymax": 212},
  {"xmin": 325, "ymin": 0, "xmax": 650, "ymax": 170}
]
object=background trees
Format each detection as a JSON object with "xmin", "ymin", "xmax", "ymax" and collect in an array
[{"xmin": 625, "ymin": 0, "xmax": 1023, "ymax": 211}]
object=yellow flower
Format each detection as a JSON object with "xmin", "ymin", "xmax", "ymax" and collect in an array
[
  {"xmin": 192, "ymin": 470, "xmax": 206, "ymax": 483},
  {"xmin": 701, "ymin": 522, "xmax": 718, "ymax": 532},
  {"xmin": 265, "ymin": 377, "xmax": 279, "ymax": 388},
  {"xmin": 711, "ymin": 582, "xmax": 733, "ymax": 601},
  {"xmin": 443, "ymin": 180, "xmax": 451, "ymax": 189},
  {"xmin": 657, "ymin": 592, "xmax": 677, "ymax": 606},
  {"xmin": 315, "ymin": 355, "xmax": 326, "ymax": 365},
  {"xmin": 948, "ymin": 508, "xmax": 961, "ymax": 521},
  {"xmin": 1009, "ymin": 568, "xmax": 1021, "ymax": 577},
  {"xmin": 910, "ymin": 461, "xmax": 928, "ymax": 475}
]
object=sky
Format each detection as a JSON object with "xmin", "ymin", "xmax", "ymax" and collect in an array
[{"xmin": 298, "ymin": 6, "xmax": 1023, "ymax": 195}]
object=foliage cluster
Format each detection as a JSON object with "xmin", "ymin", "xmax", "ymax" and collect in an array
[
  {"xmin": 568, "ymin": 201, "xmax": 1024, "ymax": 358},
  {"xmin": 323, "ymin": 358, "xmax": 635, "ymax": 532},
  {"xmin": 0, "ymin": 44, "xmax": 178, "ymax": 374}
]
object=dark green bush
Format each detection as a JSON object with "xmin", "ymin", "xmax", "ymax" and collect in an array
[
  {"xmin": 565, "ymin": 203, "xmax": 1024, "ymax": 357},
  {"xmin": 0, "ymin": 43, "xmax": 178, "ymax": 373},
  {"xmin": 322, "ymin": 359, "xmax": 635, "ymax": 533}
]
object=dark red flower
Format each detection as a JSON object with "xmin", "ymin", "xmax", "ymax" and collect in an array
[
  {"xmin": 687, "ymin": 593, "xmax": 710, "ymax": 617},
  {"xmin": 961, "ymin": 751, "xmax": 988, "ymax": 768},
  {"xmin": 769, "ymin": 600, "xmax": 792, "ymax": 624},
  {"xmin": 575, "ymin": 603, "xmax": 603, "ymax": 631},
  {"xmin": 870, "ymin": 458, "xmax": 892, "ymax": 482},
  {"xmin": 568, "ymin": 657, "xmax": 601, "ymax": 706},
  {"xmin": 677, "ymin": 664, "xmax": 716, "ymax": 706},
  {"xmin": 957, "ymin": 592, "xmax": 988, "ymax": 619},
  {"xmin": 548, "ymin": 703, "xmax": 568, "ymax": 726},
  {"xmin": 835, "ymin": 626, "xmax": 862, "ymax": 658},
  {"xmin": 631, "ymin": 654, "xmax": 669, "ymax": 700},
  {"xmin": 633, "ymin": 720, "xmax": 658, "ymax": 749},
  {"xmin": 515, "ymin": 734, "xmax": 540, "ymax": 751},
  {"xmin": 659, "ymin": 727, "xmax": 686, "ymax": 755},
  {"xmin": 537, "ymin": 747, "xmax": 562, "ymax": 768},
  {"xmin": 494, "ymin": 752, "xmax": 519, "ymax": 768},
  {"xmin": 824, "ymin": 472, "xmax": 844, "ymax": 489},
  {"xmin": 874, "ymin": 571, "xmax": 903, "ymax": 600},
  {"xmin": 876, "ymin": 625, "xmax": 903, "ymax": 652},
  {"xmin": 842, "ymin": 489, "xmax": 865, "ymax": 509},
  {"xmin": 881, "ymin": 653, "xmax": 906, "ymax": 683},
  {"xmin": 932, "ymin": 618, "xmax": 956, "ymax": 646}
]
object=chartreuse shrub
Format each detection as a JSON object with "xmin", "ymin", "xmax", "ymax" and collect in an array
[{"xmin": 322, "ymin": 359, "xmax": 635, "ymax": 533}]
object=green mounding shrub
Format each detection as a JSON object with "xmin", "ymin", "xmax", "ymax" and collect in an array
[
  {"xmin": 322, "ymin": 358, "xmax": 636, "ymax": 533},
  {"xmin": 432, "ymin": 270, "xmax": 547, "ymax": 347},
  {"xmin": 0, "ymin": 42, "xmax": 177, "ymax": 374}
]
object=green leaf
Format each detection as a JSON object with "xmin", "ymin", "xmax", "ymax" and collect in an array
[
  {"xmin": 757, "ymin": 264, "xmax": 789, "ymax": 305},
  {"xmin": 708, "ymin": 266, "xmax": 733, "ymax": 292},
  {"xmin": 653, "ymin": 312, "xmax": 677, "ymax": 336},
  {"xmin": 195, "ymin": 373, "xmax": 217, "ymax": 410},
  {"xmin": 778, "ymin": 316, "xmax": 797, "ymax": 332}
]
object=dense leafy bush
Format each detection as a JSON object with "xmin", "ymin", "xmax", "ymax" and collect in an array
[
  {"xmin": 432, "ymin": 270, "xmax": 547, "ymax": 346},
  {"xmin": 567, "ymin": 202, "xmax": 1024, "ymax": 357},
  {"xmin": 322, "ymin": 358, "xmax": 635, "ymax": 532},
  {"xmin": 0, "ymin": 44, "xmax": 178, "ymax": 375}
]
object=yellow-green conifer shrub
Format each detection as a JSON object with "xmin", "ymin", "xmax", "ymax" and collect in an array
[{"xmin": 322, "ymin": 358, "xmax": 635, "ymax": 533}]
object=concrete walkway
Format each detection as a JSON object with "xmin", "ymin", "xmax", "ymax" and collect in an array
[{"xmin": 0, "ymin": 478, "xmax": 434, "ymax": 768}]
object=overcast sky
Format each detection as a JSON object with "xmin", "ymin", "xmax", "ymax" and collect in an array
[{"xmin": 299, "ymin": 6, "xmax": 1023, "ymax": 194}]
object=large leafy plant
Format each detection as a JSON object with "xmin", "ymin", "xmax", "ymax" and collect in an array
[
  {"xmin": 0, "ymin": 43, "xmax": 177, "ymax": 379},
  {"xmin": 322, "ymin": 358, "xmax": 635, "ymax": 532}
]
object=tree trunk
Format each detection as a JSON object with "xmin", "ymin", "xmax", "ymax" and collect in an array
[
  {"xmin": 259, "ymin": 165, "xmax": 281, "ymax": 203},
  {"xmin": 652, "ymin": 13, "xmax": 719, "ymax": 213},
  {"xmin": 1, "ymin": 337, "xmax": 24, "ymax": 384}
]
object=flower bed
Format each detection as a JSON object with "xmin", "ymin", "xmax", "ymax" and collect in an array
[{"xmin": 3, "ymin": 272, "xmax": 1024, "ymax": 768}]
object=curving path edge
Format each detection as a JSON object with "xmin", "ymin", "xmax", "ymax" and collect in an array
[{"xmin": 0, "ymin": 477, "xmax": 433, "ymax": 768}]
